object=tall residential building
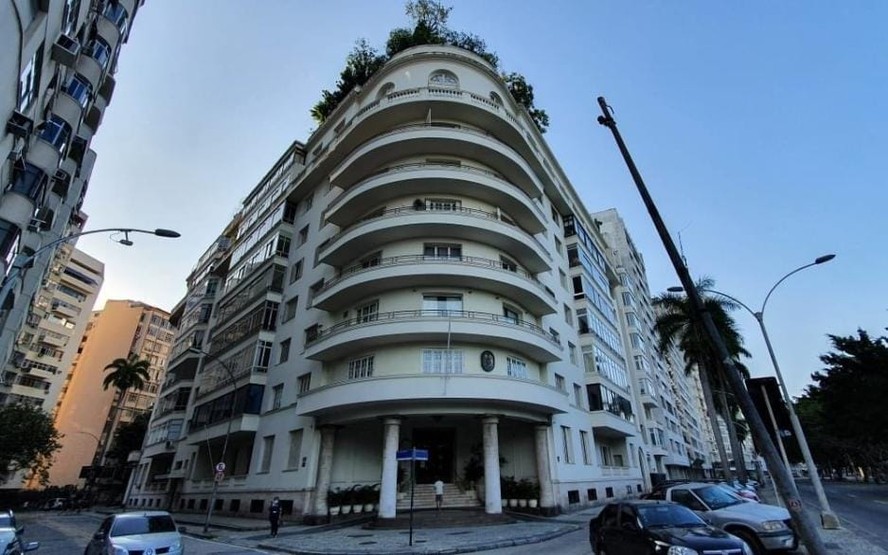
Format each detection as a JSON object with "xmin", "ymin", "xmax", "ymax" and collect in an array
[
  {"xmin": 49, "ymin": 299, "xmax": 173, "ymax": 488},
  {"xmin": 129, "ymin": 44, "xmax": 648, "ymax": 519},
  {"xmin": 0, "ymin": 0, "xmax": 142, "ymax": 368},
  {"xmin": 593, "ymin": 209, "xmax": 710, "ymax": 485}
]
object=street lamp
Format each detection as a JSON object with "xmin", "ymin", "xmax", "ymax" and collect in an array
[
  {"xmin": 74, "ymin": 430, "xmax": 102, "ymax": 502},
  {"xmin": 188, "ymin": 347, "xmax": 237, "ymax": 533},
  {"xmin": 668, "ymin": 254, "xmax": 839, "ymax": 528},
  {"xmin": 0, "ymin": 227, "xmax": 181, "ymax": 345}
]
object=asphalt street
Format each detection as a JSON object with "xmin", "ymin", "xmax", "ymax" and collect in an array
[
  {"xmin": 798, "ymin": 480, "xmax": 888, "ymax": 551},
  {"xmin": 16, "ymin": 512, "xmax": 271, "ymax": 555}
]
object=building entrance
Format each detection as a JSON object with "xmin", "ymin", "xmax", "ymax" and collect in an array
[{"xmin": 412, "ymin": 428, "xmax": 455, "ymax": 484}]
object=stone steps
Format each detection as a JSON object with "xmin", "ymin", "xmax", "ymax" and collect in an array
[{"xmin": 396, "ymin": 483, "xmax": 480, "ymax": 510}]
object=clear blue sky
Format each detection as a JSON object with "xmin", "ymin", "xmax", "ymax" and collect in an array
[{"xmin": 77, "ymin": 1, "xmax": 888, "ymax": 398}]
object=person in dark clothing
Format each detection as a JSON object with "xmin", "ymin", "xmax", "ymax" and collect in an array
[{"xmin": 268, "ymin": 497, "xmax": 282, "ymax": 537}]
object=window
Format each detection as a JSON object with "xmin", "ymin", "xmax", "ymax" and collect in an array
[
  {"xmin": 64, "ymin": 74, "xmax": 92, "ymax": 108},
  {"xmin": 579, "ymin": 431, "xmax": 592, "ymax": 464},
  {"xmin": 254, "ymin": 340, "xmax": 272, "ymax": 371},
  {"xmin": 425, "ymin": 198, "xmax": 461, "ymax": 211},
  {"xmin": 559, "ymin": 269, "xmax": 567, "ymax": 288},
  {"xmin": 298, "ymin": 225, "xmax": 309, "ymax": 246},
  {"xmin": 303, "ymin": 192, "xmax": 313, "ymax": 212},
  {"xmin": 283, "ymin": 297, "xmax": 298, "ymax": 322},
  {"xmin": 304, "ymin": 323, "xmax": 321, "ymax": 343},
  {"xmin": 561, "ymin": 426, "xmax": 574, "ymax": 463},
  {"xmin": 423, "ymin": 243, "xmax": 461, "ymax": 259},
  {"xmin": 276, "ymin": 235, "xmax": 291, "ymax": 257},
  {"xmin": 271, "ymin": 384, "xmax": 283, "ymax": 410},
  {"xmin": 86, "ymin": 37, "xmax": 112, "ymax": 69},
  {"xmin": 422, "ymin": 349, "xmax": 464, "ymax": 374},
  {"xmin": 355, "ymin": 300, "xmax": 378, "ymax": 323},
  {"xmin": 377, "ymin": 82, "xmax": 395, "ymax": 99},
  {"xmin": 103, "ymin": 1, "xmax": 129, "ymax": 34},
  {"xmin": 7, "ymin": 163, "xmax": 48, "ymax": 200},
  {"xmin": 348, "ymin": 355, "xmax": 374, "ymax": 379},
  {"xmin": 554, "ymin": 373, "xmax": 566, "ymax": 391},
  {"xmin": 500, "ymin": 256, "xmax": 517, "ymax": 272},
  {"xmin": 361, "ymin": 252, "xmax": 381, "ymax": 268},
  {"xmin": 600, "ymin": 445, "xmax": 612, "ymax": 466},
  {"xmin": 568, "ymin": 342, "xmax": 577, "ymax": 365},
  {"xmin": 278, "ymin": 339, "xmax": 291, "ymax": 364},
  {"xmin": 287, "ymin": 429, "xmax": 304, "ymax": 469},
  {"xmin": 502, "ymin": 305, "xmax": 520, "ymax": 325},
  {"xmin": 18, "ymin": 46, "xmax": 43, "ymax": 111},
  {"xmin": 574, "ymin": 384, "xmax": 583, "ymax": 408},
  {"xmin": 564, "ymin": 305, "xmax": 573, "ymax": 326},
  {"xmin": 0, "ymin": 220, "xmax": 22, "ymax": 267},
  {"xmin": 428, "ymin": 69, "xmax": 459, "ymax": 88},
  {"xmin": 260, "ymin": 435, "xmax": 274, "ymax": 472},
  {"xmin": 423, "ymin": 294, "xmax": 462, "ymax": 315},
  {"xmin": 489, "ymin": 91, "xmax": 503, "ymax": 105},
  {"xmin": 506, "ymin": 357, "xmax": 527, "ymax": 378},
  {"xmin": 297, "ymin": 373, "xmax": 311, "ymax": 393},
  {"xmin": 289, "ymin": 259, "xmax": 303, "ymax": 284},
  {"xmin": 554, "ymin": 237, "xmax": 563, "ymax": 256},
  {"xmin": 38, "ymin": 115, "xmax": 72, "ymax": 153}
]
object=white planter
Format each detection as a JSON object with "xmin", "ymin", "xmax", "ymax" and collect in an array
[
  {"xmin": 508, "ymin": 499, "xmax": 518, "ymax": 508},
  {"xmin": 352, "ymin": 504, "xmax": 363, "ymax": 514},
  {"xmin": 341, "ymin": 505, "xmax": 352, "ymax": 514},
  {"xmin": 501, "ymin": 499, "xmax": 507, "ymax": 508},
  {"xmin": 518, "ymin": 499, "xmax": 528, "ymax": 508},
  {"xmin": 330, "ymin": 506, "xmax": 341, "ymax": 516},
  {"xmin": 528, "ymin": 499, "xmax": 538, "ymax": 508},
  {"xmin": 364, "ymin": 503, "xmax": 374, "ymax": 512}
]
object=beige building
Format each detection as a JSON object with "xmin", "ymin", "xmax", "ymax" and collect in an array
[
  {"xmin": 50, "ymin": 299, "xmax": 173, "ymax": 487},
  {"xmin": 0, "ymin": 0, "xmax": 142, "ymax": 369}
]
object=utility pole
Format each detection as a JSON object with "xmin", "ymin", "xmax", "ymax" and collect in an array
[{"xmin": 596, "ymin": 96, "xmax": 828, "ymax": 555}]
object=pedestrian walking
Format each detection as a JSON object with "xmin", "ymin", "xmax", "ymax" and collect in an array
[
  {"xmin": 433, "ymin": 478, "xmax": 444, "ymax": 511},
  {"xmin": 268, "ymin": 496, "xmax": 282, "ymax": 537}
]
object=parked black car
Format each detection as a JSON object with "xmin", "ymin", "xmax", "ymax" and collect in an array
[{"xmin": 589, "ymin": 500, "xmax": 751, "ymax": 555}]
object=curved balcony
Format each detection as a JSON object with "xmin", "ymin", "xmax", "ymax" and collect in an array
[
  {"xmin": 298, "ymin": 373, "xmax": 567, "ymax": 421},
  {"xmin": 318, "ymin": 205, "xmax": 550, "ymax": 273},
  {"xmin": 26, "ymin": 138, "xmax": 62, "ymax": 175},
  {"xmin": 325, "ymin": 162, "xmax": 545, "ymax": 233},
  {"xmin": 303, "ymin": 309, "xmax": 562, "ymax": 362},
  {"xmin": 74, "ymin": 54, "xmax": 103, "ymax": 90},
  {"xmin": 95, "ymin": 13, "xmax": 122, "ymax": 51},
  {"xmin": 0, "ymin": 192, "xmax": 35, "ymax": 227},
  {"xmin": 51, "ymin": 92, "xmax": 84, "ymax": 131},
  {"xmin": 329, "ymin": 124, "xmax": 544, "ymax": 200},
  {"xmin": 590, "ymin": 410, "xmax": 637, "ymax": 438},
  {"xmin": 313, "ymin": 254, "xmax": 556, "ymax": 316},
  {"xmin": 187, "ymin": 415, "xmax": 259, "ymax": 444}
]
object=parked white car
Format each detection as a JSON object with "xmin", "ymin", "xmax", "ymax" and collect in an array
[{"xmin": 84, "ymin": 511, "xmax": 183, "ymax": 555}]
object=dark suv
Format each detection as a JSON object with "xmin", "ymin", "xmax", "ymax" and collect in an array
[
  {"xmin": 0, "ymin": 511, "xmax": 39, "ymax": 554},
  {"xmin": 589, "ymin": 500, "xmax": 751, "ymax": 555}
]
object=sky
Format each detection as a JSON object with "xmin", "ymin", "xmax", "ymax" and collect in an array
[{"xmin": 75, "ymin": 1, "xmax": 888, "ymax": 398}]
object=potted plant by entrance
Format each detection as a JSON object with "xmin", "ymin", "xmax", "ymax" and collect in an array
[
  {"xmin": 361, "ymin": 484, "xmax": 378, "ymax": 513},
  {"xmin": 501, "ymin": 476, "xmax": 518, "ymax": 508},
  {"xmin": 340, "ymin": 487, "xmax": 353, "ymax": 515},
  {"xmin": 328, "ymin": 488, "xmax": 343, "ymax": 516},
  {"xmin": 349, "ymin": 485, "xmax": 363, "ymax": 514},
  {"xmin": 517, "ymin": 479, "xmax": 531, "ymax": 508},
  {"xmin": 528, "ymin": 481, "xmax": 540, "ymax": 509}
]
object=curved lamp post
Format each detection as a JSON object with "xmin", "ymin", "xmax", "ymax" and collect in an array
[
  {"xmin": 669, "ymin": 254, "xmax": 839, "ymax": 528},
  {"xmin": 188, "ymin": 347, "xmax": 237, "ymax": 533},
  {"xmin": 0, "ymin": 227, "xmax": 181, "ymax": 329}
]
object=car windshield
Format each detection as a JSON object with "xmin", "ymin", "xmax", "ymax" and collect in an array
[
  {"xmin": 110, "ymin": 515, "xmax": 176, "ymax": 537},
  {"xmin": 638, "ymin": 505, "xmax": 706, "ymax": 528},
  {"xmin": 693, "ymin": 485, "xmax": 744, "ymax": 509}
]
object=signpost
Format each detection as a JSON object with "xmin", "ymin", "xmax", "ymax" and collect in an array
[{"xmin": 396, "ymin": 448, "xmax": 429, "ymax": 546}]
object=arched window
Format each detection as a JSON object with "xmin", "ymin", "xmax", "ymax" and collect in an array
[
  {"xmin": 377, "ymin": 82, "xmax": 395, "ymax": 99},
  {"xmin": 428, "ymin": 70, "xmax": 459, "ymax": 89},
  {"xmin": 489, "ymin": 92, "xmax": 503, "ymax": 105}
]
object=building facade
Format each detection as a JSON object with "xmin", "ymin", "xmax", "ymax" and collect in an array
[
  {"xmin": 129, "ymin": 45, "xmax": 654, "ymax": 519},
  {"xmin": 49, "ymin": 299, "xmax": 173, "ymax": 488},
  {"xmin": 593, "ymin": 209, "xmax": 711, "ymax": 485},
  {"xmin": 0, "ymin": 0, "xmax": 142, "ymax": 368}
]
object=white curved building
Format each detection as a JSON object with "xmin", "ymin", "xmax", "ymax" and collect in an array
[{"xmin": 129, "ymin": 45, "xmax": 647, "ymax": 520}]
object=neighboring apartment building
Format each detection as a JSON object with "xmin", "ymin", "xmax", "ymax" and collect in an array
[
  {"xmin": 128, "ymin": 44, "xmax": 648, "ymax": 520},
  {"xmin": 49, "ymin": 299, "xmax": 173, "ymax": 487},
  {"xmin": 593, "ymin": 209, "xmax": 710, "ymax": 486},
  {"xmin": 0, "ymin": 0, "xmax": 142, "ymax": 368}
]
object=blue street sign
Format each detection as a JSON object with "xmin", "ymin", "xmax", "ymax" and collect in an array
[{"xmin": 396, "ymin": 448, "xmax": 429, "ymax": 461}]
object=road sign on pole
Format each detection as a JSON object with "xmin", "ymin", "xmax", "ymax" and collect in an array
[
  {"xmin": 215, "ymin": 462, "xmax": 226, "ymax": 473},
  {"xmin": 214, "ymin": 471, "xmax": 225, "ymax": 483},
  {"xmin": 396, "ymin": 448, "xmax": 429, "ymax": 461}
]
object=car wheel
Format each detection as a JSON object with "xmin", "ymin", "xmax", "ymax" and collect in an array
[{"xmin": 732, "ymin": 529, "xmax": 765, "ymax": 555}]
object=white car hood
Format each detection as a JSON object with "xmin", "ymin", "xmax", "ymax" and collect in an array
[
  {"xmin": 111, "ymin": 531, "xmax": 181, "ymax": 550},
  {"xmin": 713, "ymin": 501, "xmax": 789, "ymax": 521}
]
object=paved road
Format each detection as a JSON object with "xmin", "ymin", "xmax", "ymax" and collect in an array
[
  {"xmin": 798, "ymin": 480, "xmax": 888, "ymax": 551},
  {"xmin": 17, "ymin": 512, "xmax": 271, "ymax": 555},
  {"xmin": 479, "ymin": 525, "xmax": 589, "ymax": 554}
]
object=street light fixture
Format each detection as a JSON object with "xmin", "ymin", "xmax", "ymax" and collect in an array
[
  {"xmin": 668, "ymin": 254, "xmax": 839, "ymax": 528},
  {"xmin": 0, "ymin": 227, "xmax": 181, "ymax": 345},
  {"xmin": 187, "ymin": 347, "xmax": 237, "ymax": 533}
]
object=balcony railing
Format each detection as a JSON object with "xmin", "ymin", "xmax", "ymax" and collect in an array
[
  {"xmin": 305, "ymin": 309, "xmax": 559, "ymax": 347},
  {"xmin": 318, "ymin": 204, "xmax": 547, "ymax": 255},
  {"xmin": 318, "ymin": 254, "xmax": 551, "ymax": 297}
]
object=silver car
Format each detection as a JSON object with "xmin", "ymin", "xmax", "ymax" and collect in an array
[
  {"xmin": 0, "ymin": 510, "xmax": 39, "ymax": 554},
  {"xmin": 84, "ymin": 511, "xmax": 183, "ymax": 555}
]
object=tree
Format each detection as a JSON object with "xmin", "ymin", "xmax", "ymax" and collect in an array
[
  {"xmin": 0, "ymin": 404, "xmax": 62, "ymax": 486},
  {"xmin": 796, "ymin": 329, "xmax": 888, "ymax": 481},
  {"xmin": 102, "ymin": 354, "xmax": 151, "ymax": 462},
  {"xmin": 653, "ymin": 277, "xmax": 751, "ymax": 482}
]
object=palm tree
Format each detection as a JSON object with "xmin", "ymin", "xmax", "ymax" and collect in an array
[
  {"xmin": 101, "ymin": 353, "xmax": 151, "ymax": 462},
  {"xmin": 653, "ymin": 277, "xmax": 751, "ymax": 483}
]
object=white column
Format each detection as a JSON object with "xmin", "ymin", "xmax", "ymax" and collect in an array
[
  {"xmin": 482, "ymin": 416, "xmax": 502, "ymax": 514},
  {"xmin": 535, "ymin": 425, "xmax": 555, "ymax": 509},
  {"xmin": 378, "ymin": 417, "xmax": 401, "ymax": 519},
  {"xmin": 312, "ymin": 426, "xmax": 337, "ymax": 516}
]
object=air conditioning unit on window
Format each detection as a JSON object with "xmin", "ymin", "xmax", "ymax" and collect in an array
[
  {"xmin": 52, "ymin": 169, "xmax": 71, "ymax": 198},
  {"xmin": 6, "ymin": 111, "xmax": 34, "ymax": 139},
  {"xmin": 51, "ymin": 34, "xmax": 80, "ymax": 67}
]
